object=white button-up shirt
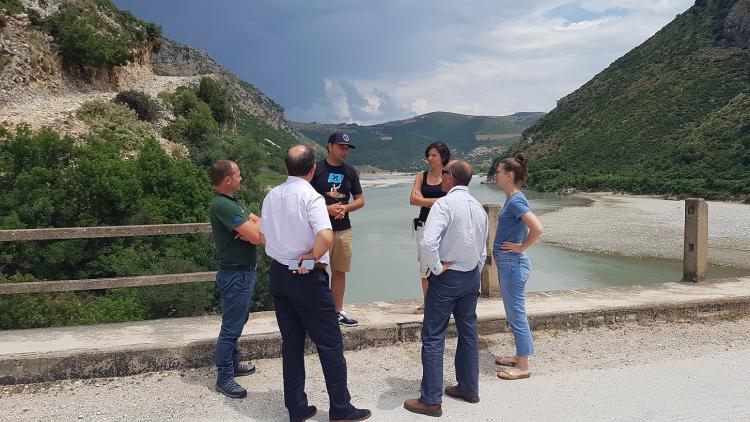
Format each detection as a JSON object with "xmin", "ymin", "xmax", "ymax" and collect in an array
[
  {"xmin": 261, "ymin": 176, "xmax": 332, "ymax": 265},
  {"xmin": 420, "ymin": 185, "xmax": 488, "ymax": 276}
]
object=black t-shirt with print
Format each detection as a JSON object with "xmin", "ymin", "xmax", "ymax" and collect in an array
[{"xmin": 311, "ymin": 159, "xmax": 363, "ymax": 231}]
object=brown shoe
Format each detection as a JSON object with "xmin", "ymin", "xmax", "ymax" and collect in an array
[
  {"xmin": 444, "ymin": 385, "xmax": 479, "ymax": 403},
  {"xmin": 403, "ymin": 398, "xmax": 442, "ymax": 417}
]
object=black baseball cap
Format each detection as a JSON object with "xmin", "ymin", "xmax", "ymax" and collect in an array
[{"xmin": 327, "ymin": 132, "xmax": 356, "ymax": 149}]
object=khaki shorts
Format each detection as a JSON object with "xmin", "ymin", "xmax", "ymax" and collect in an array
[{"xmin": 330, "ymin": 229, "xmax": 353, "ymax": 273}]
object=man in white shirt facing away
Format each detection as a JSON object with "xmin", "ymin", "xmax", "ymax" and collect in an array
[
  {"xmin": 404, "ymin": 160, "xmax": 489, "ymax": 417},
  {"xmin": 261, "ymin": 144, "xmax": 371, "ymax": 422}
]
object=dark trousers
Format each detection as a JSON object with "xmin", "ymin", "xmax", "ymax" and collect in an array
[
  {"xmin": 215, "ymin": 269, "xmax": 256, "ymax": 386},
  {"xmin": 270, "ymin": 260, "xmax": 356, "ymax": 420},
  {"xmin": 420, "ymin": 266, "xmax": 480, "ymax": 404}
]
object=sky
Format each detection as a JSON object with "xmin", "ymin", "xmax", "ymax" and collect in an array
[{"xmin": 114, "ymin": 0, "xmax": 695, "ymax": 125}]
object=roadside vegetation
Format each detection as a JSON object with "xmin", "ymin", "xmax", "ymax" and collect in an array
[{"xmin": 1, "ymin": 76, "xmax": 301, "ymax": 329}]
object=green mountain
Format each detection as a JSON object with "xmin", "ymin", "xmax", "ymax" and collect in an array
[
  {"xmin": 497, "ymin": 0, "xmax": 750, "ymax": 199},
  {"xmin": 293, "ymin": 111, "xmax": 544, "ymax": 171}
]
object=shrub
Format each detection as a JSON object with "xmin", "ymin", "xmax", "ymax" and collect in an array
[
  {"xmin": 39, "ymin": 1, "xmax": 161, "ymax": 70},
  {"xmin": 162, "ymin": 86, "xmax": 201, "ymax": 118},
  {"xmin": 26, "ymin": 8, "xmax": 42, "ymax": 26},
  {"xmin": 160, "ymin": 87, "xmax": 221, "ymax": 150},
  {"xmin": 184, "ymin": 102, "xmax": 219, "ymax": 144},
  {"xmin": 44, "ymin": 8, "xmax": 134, "ymax": 69},
  {"xmin": 77, "ymin": 99, "xmax": 158, "ymax": 150},
  {"xmin": 197, "ymin": 77, "xmax": 231, "ymax": 123},
  {"xmin": 0, "ymin": 0, "xmax": 24, "ymax": 15},
  {"xmin": 113, "ymin": 90, "xmax": 160, "ymax": 122},
  {"xmin": 143, "ymin": 22, "xmax": 161, "ymax": 40}
]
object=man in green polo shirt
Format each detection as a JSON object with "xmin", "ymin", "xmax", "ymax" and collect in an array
[{"xmin": 208, "ymin": 160, "xmax": 263, "ymax": 399}]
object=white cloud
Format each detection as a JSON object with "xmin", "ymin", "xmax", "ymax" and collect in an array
[
  {"xmin": 323, "ymin": 79, "xmax": 353, "ymax": 122},
  {"xmin": 304, "ymin": 0, "xmax": 695, "ymax": 124},
  {"xmin": 554, "ymin": 17, "xmax": 611, "ymax": 31}
]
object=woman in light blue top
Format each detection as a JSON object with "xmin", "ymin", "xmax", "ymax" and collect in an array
[{"xmin": 492, "ymin": 153, "xmax": 543, "ymax": 380}]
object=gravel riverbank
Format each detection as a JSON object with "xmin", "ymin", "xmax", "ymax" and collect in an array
[{"xmin": 538, "ymin": 192, "xmax": 750, "ymax": 269}]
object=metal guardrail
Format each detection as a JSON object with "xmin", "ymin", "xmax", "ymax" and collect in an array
[{"xmin": 0, "ymin": 224, "xmax": 214, "ymax": 295}]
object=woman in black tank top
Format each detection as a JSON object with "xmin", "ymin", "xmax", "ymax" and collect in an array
[{"xmin": 409, "ymin": 142, "xmax": 451, "ymax": 314}]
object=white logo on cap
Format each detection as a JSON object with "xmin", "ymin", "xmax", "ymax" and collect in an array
[{"xmin": 342, "ymin": 134, "xmax": 349, "ymax": 142}]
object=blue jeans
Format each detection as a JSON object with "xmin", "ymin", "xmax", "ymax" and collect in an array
[
  {"xmin": 215, "ymin": 269, "xmax": 256, "ymax": 386},
  {"xmin": 420, "ymin": 266, "xmax": 480, "ymax": 405},
  {"xmin": 495, "ymin": 252, "xmax": 534, "ymax": 356}
]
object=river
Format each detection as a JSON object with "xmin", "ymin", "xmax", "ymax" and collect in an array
[{"xmin": 342, "ymin": 175, "xmax": 747, "ymax": 304}]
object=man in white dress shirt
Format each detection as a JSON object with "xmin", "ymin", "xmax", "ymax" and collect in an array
[
  {"xmin": 261, "ymin": 144, "xmax": 371, "ymax": 422},
  {"xmin": 404, "ymin": 160, "xmax": 489, "ymax": 417}
]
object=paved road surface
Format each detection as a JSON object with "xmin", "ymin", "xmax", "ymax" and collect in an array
[{"xmin": 3, "ymin": 317, "xmax": 749, "ymax": 421}]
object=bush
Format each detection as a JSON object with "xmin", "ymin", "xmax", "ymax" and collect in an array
[
  {"xmin": 0, "ymin": 0, "xmax": 24, "ymax": 15},
  {"xmin": 162, "ymin": 87, "xmax": 201, "ymax": 118},
  {"xmin": 39, "ymin": 1, "xmax": 161, "ymax": 70},
  {"xmin": 160, "ymin": 89, "xmax": 221, "ymax": 153},
  {"xmin": 44, "ymin": 8, "xmax": 134, "ymax": 69},
  {"xmin": 26, "ymin": 8, "xmax": 42, "ymax": 26},
  {"xmin": 197, "ymin": 77, "xmax": 231, "ymax": 123},
  {"xmin": 77, "ymin": 99, "xmax": 158, "ymax": 150},
  {"xmin": 143, "ymin": 22, "xmax": 161, "ymax": 40},
  {"xmin": 114, "ymin": 90, "xmax": 160, "ymax": 122}
]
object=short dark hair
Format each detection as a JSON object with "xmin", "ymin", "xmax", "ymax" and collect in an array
[
  {"xmin": 425, "ymin": 142, "xmax": 451, "ymax": 166},
  {"xmin": 209, "ymin": 160, "xmax": 235, "ymax": 186},
  {"xmin": 285, "ymin": 144, "xmax": 315, "ymax": 176},
  {"xmin": 447, "ymin": 160, "xmax": 472, "ymax": 186}
]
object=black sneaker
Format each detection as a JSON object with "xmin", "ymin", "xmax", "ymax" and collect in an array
[
  {"xmin": 330, "ymin": 407, "xmax": 371, "ymax": 421},
  {"xmin": 215, "ymin": 379, "xmax": 247, "ymax": 398},
  {"xmin": 234, "ymin": 363, "xmax": 256, "ymax": 377},
  {"xmin": 337, "ymin": 310, "xmax": 358, "ymax": 327}
]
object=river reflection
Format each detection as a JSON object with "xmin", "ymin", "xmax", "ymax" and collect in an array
[{"xmin": 345, "ymin": 175, "xmax": 747, "ymax": 303}]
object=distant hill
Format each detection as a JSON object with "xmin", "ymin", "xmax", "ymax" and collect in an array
[
  {"xmin": 498, "ymin": 0, "xmax": 750, "ymax": 199},
  {"xmin": 293, "ymin": 111, "xmax": 544, "ymax": 171}
]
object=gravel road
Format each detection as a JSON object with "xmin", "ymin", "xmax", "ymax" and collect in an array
[{"xmin": 3, "ymin": 316, "xmax": 749, "ymax": 421}]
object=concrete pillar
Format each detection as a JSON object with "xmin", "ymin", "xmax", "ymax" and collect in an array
[
  {"xmin": 682, "ymin": 198, "xmax": 708, "ymax": 283},
  {"xmin": 481, "ymin": 203, "xmax": 501, "ymax": 297}
]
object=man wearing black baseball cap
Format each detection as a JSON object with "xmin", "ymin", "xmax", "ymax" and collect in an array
[{"xmin": 311, "ymin": 132, "xmax": 364, "ymax": 327}]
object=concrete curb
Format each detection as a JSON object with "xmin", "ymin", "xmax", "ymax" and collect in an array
[{"xmin": 2, "ymin": 290, "xmax": 750, "ymax": 385}]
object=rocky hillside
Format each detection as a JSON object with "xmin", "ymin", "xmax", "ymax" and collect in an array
[
  {"xmin": 0, "ymin": 0, "xmax": 314, "ymax": 151},
  {"xmin": 499, "ymin": 0, "xmax": 750, "ymax": 199}
]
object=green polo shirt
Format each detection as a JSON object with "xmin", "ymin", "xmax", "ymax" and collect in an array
[{"xmin": 208, "ymin": 192, "xmax": 256, "ymax": 269}]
